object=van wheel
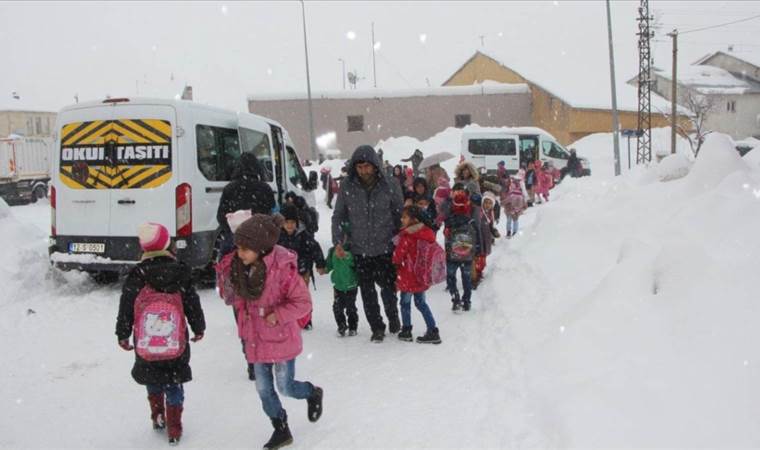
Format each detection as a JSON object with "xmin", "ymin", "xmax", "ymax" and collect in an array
[{"xmin": 90, "ymin": 271, "xmax": 120, "ymax": 284}]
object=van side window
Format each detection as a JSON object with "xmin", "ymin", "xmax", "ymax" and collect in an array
[
  {"xmin": 468, "ymin": 139, "xmax": 516, "ymax": 155},
  {"xmin": 520, "ymin": 136, "xmax": 538, "ymax": 161},
  {"xmin": 542, "ymin": 141, "xmax": 569, "ymax": 160},
  {"xmin": 240, "ymin": 127, "xmax": 274, "ymax": 182},
  {"xmin": 196, "ymin": 124, "xmax": 240, "ymax": 181},
  {"xmin": 285, "ymin": 145, "xmax": 307, "ymax": 190}
]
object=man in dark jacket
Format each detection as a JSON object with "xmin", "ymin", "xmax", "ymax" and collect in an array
[
  {"xmin": 561, "ymin": 148, "xmax": 583, "ymax": 180},
  {"xmin": 216, "ymin": 153, "xmax": 276, "ymax": 255},
  {"xmin": 401, "ymin": 148, "xmax": 424, "ymax": 178},
  {"xmin": 331, "ymin": 145, "xmax": 404, "ymax": 343}
]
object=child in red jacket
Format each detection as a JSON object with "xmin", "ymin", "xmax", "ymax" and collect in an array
[{"xmin": 392, "ymin": 205, "xmax": 441, "ymax": 344}]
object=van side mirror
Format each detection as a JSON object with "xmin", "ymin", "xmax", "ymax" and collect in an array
[{"xmin": 307, "ymin": 171, "xmax": 318, "ymax": 190}]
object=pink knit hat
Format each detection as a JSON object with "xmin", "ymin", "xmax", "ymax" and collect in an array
[{"xmin": 137, "ymin": 222, "xmax": 171, "ymax": 252}]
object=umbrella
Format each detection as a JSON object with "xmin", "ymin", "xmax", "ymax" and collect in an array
[{"xmin": 419, "ymin": 151, "xmax": 456, "ymax": 170}]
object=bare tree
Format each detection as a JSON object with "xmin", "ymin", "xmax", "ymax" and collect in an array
[{"xmin": 678, "ymin": 89, "xmax": 716, "ymax": 157}]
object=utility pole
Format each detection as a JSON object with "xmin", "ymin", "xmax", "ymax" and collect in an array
[
  {"xmin": 300, "ymin": 0, "xmax": 317, "ymax": 160},
  {"xmin": 479, "ymin": 35, "xmax": 485, "ymax": 47},
  {"xmin": 338, "ymin": 58, "xmax": 346, "ymax": 90},
  {"xmin": 605, "ymin": 0, "xmax": 621, "ymax": 176},
  {"xmin": 371, "ymin": 22, "xmax": 377, "ymax": 88},
  {"xmin": 636, "ymin": 0, "xmax": 653, "ymax": 164},
  {"xmin": 668, "ymin": 29, "xmax": 678, "ymax": 155}
]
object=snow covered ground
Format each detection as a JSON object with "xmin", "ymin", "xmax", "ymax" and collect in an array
[{"xmin": 1, "ymin": 133, "xmax": 759, "ymax": 448}]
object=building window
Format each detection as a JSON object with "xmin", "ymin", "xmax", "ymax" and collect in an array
[
  {"xmin": 35, "ymin": 117, "xmax": 42, "ymax": 135},
  {"xmin": 455, "ymin": 114, "xmax": 471, "ymax": 128},
  {"xmin": 26, "ymin": 117, "xmax": 33, "ymax": 135},
  {"xmin": 727, "ymin": 100, "xmax": 737, "ymax": 113},
  {"xmin": 347, "ymin": 115, "xmax": 364, "ymax": 132}
]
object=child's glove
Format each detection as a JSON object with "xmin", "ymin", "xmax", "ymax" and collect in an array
[
  {"xmin": 118, "ymin": 339, "xmax": 134, "ymax": 351},
  {"xmin": 190, "ymin": 333, "xmax": 204, "ymax": 342}
]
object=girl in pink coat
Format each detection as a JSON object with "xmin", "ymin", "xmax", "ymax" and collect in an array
[
  {"xmin": 217, "ymin": 214, "xmax": 323, "ymax": 450},
  {"xmin": 433, "ymin": 177, "xmax": 451, "ymax": 227}
]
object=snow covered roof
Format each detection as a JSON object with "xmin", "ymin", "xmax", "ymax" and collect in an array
[
  {"xmin": 695, "ymin": 50, "xmax": 760, "ymax": 72},
  {"xmin": 654, "ymin": 65, "xmax": 760, "ymax": 95},
  {"xmin": 247, "ymin": 83, "xmax": 530, "ymax": 102},
  {"xmin": 449, "ymin": 51, "xmax": 682, "ymax": 115}
]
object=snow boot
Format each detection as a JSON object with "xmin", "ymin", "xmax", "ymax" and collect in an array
[
  {"xmin": 348, "ymin": 329, "xmax": 358, "ymax": 337},
  {"xmin": 462, "ymin": 302, "xmax": 471, "ymax": 312},
  {"xmin": 451, "ymin": 294, "xmax": 462, "ymax": 312},
  {"xmin": 416, "ymin": 328, "xmax": 442, "ymax": 345},
  {"xmin": 370, "ymin": 330, "xmax": 385, "ymax": 343},
  {"xmin": 148, "ymin": 393, "xmax": 165, "ymax": 430},
  {"xmin": 264, "ymin": 411, "xmax": 293, "ymax": 450},
  {"xmin": 166, "ymin": 404, "xmax": 183, "ymax": 445},
  {"xmin": 307, "ymin": 385, "xmax": 323, "ymax": 422},
  {"xmin": 398, "ymin": 326, "xmax": 413, "ymax": 342}
]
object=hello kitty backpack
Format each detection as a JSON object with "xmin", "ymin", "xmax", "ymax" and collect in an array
[{"xmin": 133, "ymin": 282, "xmax": 187, "ymax": 362}]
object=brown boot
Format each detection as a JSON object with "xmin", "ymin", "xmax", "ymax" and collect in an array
[
  {"xmin": 147, "ymin": 393, "xmax": 165, "ymax": 430},
  {"xmin": 166, "ymin": 404, "xmax": 183, "ymax": 445}
]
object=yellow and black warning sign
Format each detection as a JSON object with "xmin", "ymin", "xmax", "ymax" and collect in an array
[{"xmin": 59, "ymin": 119, "xmax": 173, "ymax": 189}]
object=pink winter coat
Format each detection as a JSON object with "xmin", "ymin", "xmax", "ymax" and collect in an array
[
  {"xmin": 216, "ymin": 246, "xmax": 312, "ymax": 364},
  {"xmin": 433, "ymin": 178, "xmax": 451, "ymax": 225}
]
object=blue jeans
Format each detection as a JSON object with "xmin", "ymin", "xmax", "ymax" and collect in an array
[
  {"xmin": 507, "ymin": 216, "xmax": 519, "ymax": 235},
  {"xmin": 254, "ymin": 359, "xmax": 314, "ymax": 419},
  {"xmin": 146, "ymin": 384, "xmax": 184, "ymax": 406},
  {"xmin": 399, "ymin": 291, "xmax": 437, "ymax": 330},
  {"xmin": 446, "ymin": 261, "xmax": 472, "ymax": 305}
]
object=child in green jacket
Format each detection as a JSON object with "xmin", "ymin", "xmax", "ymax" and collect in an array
[{"xmin": 325, "ymin": 244, "xmax": 359, "ymax": 337}]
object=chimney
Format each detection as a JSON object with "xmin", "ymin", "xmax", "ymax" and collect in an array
[{"xmin": 181, "ymin": 85, "xmax": 193, "ymax": 101}]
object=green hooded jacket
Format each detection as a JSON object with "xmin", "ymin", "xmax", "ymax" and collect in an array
[{"xmin": 326, "ymin": 247, "xmax": 358, "ymax": 292}]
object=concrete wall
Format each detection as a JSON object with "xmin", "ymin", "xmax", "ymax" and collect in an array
[
  {"xmin": 249, "ymin": 92, "xmax": 533, "ymax": 160},
  {"xmin": 0, "ymin": 111, "xmax": 57, "ymax": 138}
]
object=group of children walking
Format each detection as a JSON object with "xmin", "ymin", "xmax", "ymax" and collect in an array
[{"xmin": 113, "ymin": 154, "xmax": 563, "ymax": 449}]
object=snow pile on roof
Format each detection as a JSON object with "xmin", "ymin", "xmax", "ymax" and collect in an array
[
  {"xmin": 699, "ymin": 49, "xmax": 760, "ymax": 73},
  {"xmin": 655, "ymin": 65, "xmax": 760, "ymax": 95},
  {"xmin": 248, "ymin": 83, "xmax": 529, "ymax": 102},
  {"xmin": 476, "ymin": 132, "xmax": 760, "ymax": 447}
]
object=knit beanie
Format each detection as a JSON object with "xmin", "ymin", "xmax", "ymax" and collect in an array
[
  {"xmin": 234, "ymin": 214, "xmax": 284, "ymax": 254},
  {"xmin": 280, "ymin": 204, "xmax": 300, "ymax": 224},
  {"xmin": 226, "ymin": 209, "xmax": 253, "ymax": 233},
  {"xmin": 138, "ymin": 222, "xmax": 170, "ymax": 252}
]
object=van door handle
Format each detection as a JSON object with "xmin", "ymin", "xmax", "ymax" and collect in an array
[
  {"xmin": 117, "ymin": 199, "xmax": 136, "ymax": 205},
  {"xmin": 205, "ymin": 187, "xmax": 225, "ymax": 194}
]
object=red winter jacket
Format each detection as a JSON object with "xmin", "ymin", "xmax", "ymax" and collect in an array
[{"xmin": 392, "ymin": 223, "xmax": 436, "ymax": 293}]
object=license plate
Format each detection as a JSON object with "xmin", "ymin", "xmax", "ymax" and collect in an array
[{"xmin": 69, "ymin": 243, "xmax": 105, "ymax": 254}]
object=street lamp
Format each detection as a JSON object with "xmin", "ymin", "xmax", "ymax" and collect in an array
[
  {"xmin": 299, "ymin": 0, "xmax": 317, "ymax": 161},
  {"xmin": 338, "ymin": 58, "xmax": 346, "ymax": 90}
]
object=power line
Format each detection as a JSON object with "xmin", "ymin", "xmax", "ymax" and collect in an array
[{"xmin": 679, "ymin": 13, "xmax": 760, "ymax": 35}]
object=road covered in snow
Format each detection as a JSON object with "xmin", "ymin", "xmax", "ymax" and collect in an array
[{"xmin": 1, "ymin": 133, "xmax": 759, "ymax": 448}]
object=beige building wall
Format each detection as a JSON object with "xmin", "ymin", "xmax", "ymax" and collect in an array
[
  {"xmin": 0, "ymin": 111, "xmax": 57, "ymax": 137},
  {"xmin": 249, "ymin": 92, "xmax": 532, "ymax": 160},
  {"xmin": 444, "ymin": 52, "xmax": 673, "ymax": 145}
]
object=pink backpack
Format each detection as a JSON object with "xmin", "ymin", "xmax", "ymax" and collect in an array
[
  {"xmin": 134, "ymin": 286, "xmax": 187, "ymax": 362},
  {"xmin": 414, "ymin": 239, "xmax": 447, "ymax": 288}
]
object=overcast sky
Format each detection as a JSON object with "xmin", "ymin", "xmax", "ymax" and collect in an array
[{"xmin": 2, "ymin": 1, "xmax": 759, "ymax": 112}]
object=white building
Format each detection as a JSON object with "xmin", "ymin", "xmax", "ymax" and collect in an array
[{"xmin": 635, "ymin": 49, "xmax": 760, "ymax": 140}]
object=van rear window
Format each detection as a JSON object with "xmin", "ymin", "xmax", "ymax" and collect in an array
[
  {"xmin": 468, "ymin": 139, "xmax": 516, "ymax": 156},
  {"xmin": 59, "ymin": 119, "xmax": 172, "ymax": 189}
]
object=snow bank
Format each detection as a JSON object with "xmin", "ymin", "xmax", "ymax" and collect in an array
[{"xmin": 481, "ymin": 132, "xmax": 760, "ymax": 447}]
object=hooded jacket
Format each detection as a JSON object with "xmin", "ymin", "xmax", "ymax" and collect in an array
[
  {"xmin": 392, "ymin": 223, "xmax": 437, "ymax": 293},
  {"xmin": 331, "ymin": 145, "xmax": 404, "ymax": 257},
  {"xmin": 115, "ymin": 255, "xmax": 206, "ymax": 385},
  {"xmin": 216, "ymin": 246, "xmax": 311, "ymax": 363},
  {"xmin": 217, "ymin": 153, "xmax": 276, "ymax": 235},
  {"xmin": 454, "ymin": 161, "xmax": 481, "ymax": 195}
]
